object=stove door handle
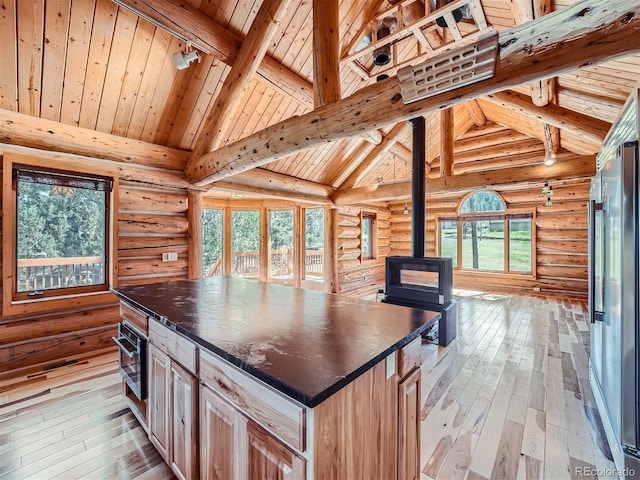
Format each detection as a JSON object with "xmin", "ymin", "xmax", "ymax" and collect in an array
[{"xmin": 112, "ymin": 336, "xmax": 137, "ymax": 358}]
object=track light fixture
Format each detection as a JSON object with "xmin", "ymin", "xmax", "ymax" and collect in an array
[{"xmin": 173, "ymin": 43, "xmax": 202, "ymax": 70}]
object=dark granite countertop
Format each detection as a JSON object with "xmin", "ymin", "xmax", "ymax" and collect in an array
[{"xmin": 113, "ymin": 277, "xmax": 439, "ymax": 408}]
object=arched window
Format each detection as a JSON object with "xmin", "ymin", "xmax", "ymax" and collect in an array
[
  {"xmin": 460, "ymin": 191, "xmax": 505, "ymax": 213},
  {"xmin": 439, "ymin": 191, "xmax": 533, "ymax": 274}
]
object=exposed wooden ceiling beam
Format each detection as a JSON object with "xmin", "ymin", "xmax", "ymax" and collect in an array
[
  {"xmin": 313, "ymin": 0, "xmax": 341, "ymax": 108},
  {"xmin": 463, "ymin": 100, "xmax": 487, "ymax": 127},
  {"xmin": 478, "ymin": 99, "xmax": 598, "ymax": 155},
  {"xmin": 184, "ymin": 0, "xmax": 640, "ymax": 186},
  {"xmin": 115, "ymin": 0, "xmax": 313, "ymax": 108},
  {"xmin": 327, "ymin": 141, "xmax": 378, "ymax": 187},
  {"xmin": 224, "ymin": 168, "xmax": 334, "ymax": 198},
  {"xmin": 530, "ymin": 0, "xmax": 555, "ymax": 107},
  {"xmin": 188, "ymin": 0, "xmax": 291, "ymax": 165},
  {"xmin": 338, "ymin": 122, "xmax": 408, "ymax": 190},
  {"xmin": 210, "ymin": 181, "xmax": 333, "ymax": 206},
  {"xmin": 544, "ymin": 124, "xmax": 561, "ymax": 154},
  {"xmin": 0, "ymin": 108, "xmax": 188, "ymax": 170},
  {"xmin": 485, "ymin": 90, "xmax": 610, "ymax": 145},
  {"xmin": 440, "ymin": 109, "xmax": 454, "ymax": 177},
  {"xmin": 508, "ymin": 0, "xmax": 534, "ymax": 25},
  {"xmin": 332, "ymin": 155, "xmax": 595, "ymax": 204}
]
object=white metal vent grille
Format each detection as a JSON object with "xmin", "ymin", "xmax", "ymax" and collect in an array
[{"xmin": 398, "ymin": 32, "xmax": 499, "ymax": 104}]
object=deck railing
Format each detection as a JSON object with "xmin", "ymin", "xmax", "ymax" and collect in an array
[
  {"xmin": 17, "ymin": 256, "xmax": 105, "ymax": 292},
  {"xmin": 205, "ymin": 249, "xmax": 324, "ymax": 278}
]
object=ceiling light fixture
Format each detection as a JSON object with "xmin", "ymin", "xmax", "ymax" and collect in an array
[
  {"xmin": 173, "ymin": 43, "xmax": 202, "ymax": 70},
  {"xmin": 433, "ymin": 0, "xmax": 464, "ymax": 28},
  {"xmin": 544, "ymin": 151, "xmax": 556, "ymax": 166},
  {"xmin": 373, "ymin": 17, "xmax": 397, "ymax": 66}
]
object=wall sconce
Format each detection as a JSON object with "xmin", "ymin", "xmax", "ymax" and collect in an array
[
  {"xmin": 404, "ymin": 198, "xmax": 409, "ymax": 215},
  {"xmin": 173, "ymin": 43, "xmax": 202, "ymax": 70}
]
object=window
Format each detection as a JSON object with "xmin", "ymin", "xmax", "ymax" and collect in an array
[
  {"xmin": 440, "ymin": 220, "xmax": 458, "ymax": 267},
  {"xmin": 439, "ymin": 191, "xmax": 533, "ymax": 274},
  {"xmin": 202, "ymin": 209, "xmax": 223, "ymax": 277},
  {"xmin": 361, "ymin": 212, "xmax": 377, "ymax": 260},
  {"xmin": 268, "ymin": 209, "xmax": 294, "ymax": 280},
  {"xmin": 13, "ymin": 165, "xmax": 112, "ymax": 299},
  {"xmin": 304, "ymin": 208, "xmax": 324, "ymax": 281},
  {"xmin": 231, "ymin": 210, "xmax": 260, "ymax": 278}
]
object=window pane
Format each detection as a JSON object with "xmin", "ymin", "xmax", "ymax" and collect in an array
[
  {"xmin": 202, "ymin": 209, "xmax": 223, "ymax": 277},
  {"xmin": 231, "ymin": 210, "xmax": 260, "ymax": 278},
  {"xmin": 16, "ymin": 181, "xmax": 106, "ymax": 292},
  {"xmin": 440, "ymin": 221, "xmax": 458, "ymax": 267},
  {"xmin": 509, "ymin": 218, "xmax": 532, "ymax": 273},
  {"xmin": 269, "ymin": 210, "xmax": 294, "ymax": 280},
  {"xmin": 304, "ymin": 208, "xmax": 324, "ymax": 280},
  {"xmin": 460, "ymin": 191, "xmax": 505, "ymax": 213},
  {"xmin": 362, "ymin": 217, "xmax": 371, "ymax": 259},
  {"xmin": 462, "ymin": 220, "xmax": 504, "ymax": 271}
]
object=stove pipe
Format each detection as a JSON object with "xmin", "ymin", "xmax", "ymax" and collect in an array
[{"xmin": 409, "ymin": 116, "xmax": 425, "ymax": 258}]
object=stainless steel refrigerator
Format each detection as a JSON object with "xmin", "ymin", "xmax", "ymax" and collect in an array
[{"xmin": 589, "ymin": 88, "xmax": 640, "ymax": 479}]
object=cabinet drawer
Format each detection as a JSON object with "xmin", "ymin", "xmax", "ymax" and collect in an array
[
  {"xmin": 397, "ymin": 336, "xmax": 422, "ymax": 378},
  {"xmin": 199, "ymin": 349, "xmax": 305, "ymax": 452},
  {"xmin": 149, "ymin": 320, "xmax": 196, "ymax": 374},
  {"xmin": 120, "ymin": 302, "xmax": 148, "ymax": 336}
]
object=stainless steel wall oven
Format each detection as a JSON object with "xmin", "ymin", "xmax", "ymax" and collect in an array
[{"xmin": 113, "ymin": 321, "xmax": 147, "ymax": 401}]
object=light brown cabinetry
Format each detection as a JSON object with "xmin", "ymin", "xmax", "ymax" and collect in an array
[
  {"xmin": 200, "ymin": 386, "xmax": 243, "ymax": 480},
  {"xmin": 148, "ymin": 343, "xmax": 170, "ymax": 460},
  {"xmin": 398, "ymin": 367, "xmax": 421, "ymax": 480},
  {"xmin": 170, "ymin": 361, "xmax": 198, "ymax": 480},
  {"xmin": 247, "ymin": 421, "xmax": 306, "ymax": 479},
  {"xmin": 148, "ymin": 322, "xmax": 198, "ymax": 480}
]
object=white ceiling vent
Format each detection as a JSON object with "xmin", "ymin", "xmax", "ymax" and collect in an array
[{"xmin": 398, "ymin": 31, "xmax": 499, "ymax": 104}]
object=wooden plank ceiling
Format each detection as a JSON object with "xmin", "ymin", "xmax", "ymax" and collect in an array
[{"xmin": 0, "ymin": 0, "xmax": 638, "ymax": 200}]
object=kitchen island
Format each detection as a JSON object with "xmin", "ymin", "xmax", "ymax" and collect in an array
[{"xmin": 113, "ymin": 277, "xmax": 440, "ymax": 480}]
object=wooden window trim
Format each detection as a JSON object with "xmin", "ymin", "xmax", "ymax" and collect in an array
[
  {"xmin": 2, "ymin": 153, "xmax": 119, "ymax": 317},
  {"xmin": 436, "ymin": 211, "xmax": 535, "ymax": 277},
  {"xmin": 360, "ymin": 211, "xmax": 378, "ymax": 262}
]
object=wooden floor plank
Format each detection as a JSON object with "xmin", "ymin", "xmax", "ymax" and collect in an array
[{"xmin": 0, "ymin": 291, "xmax": 613, "ymax": 480}]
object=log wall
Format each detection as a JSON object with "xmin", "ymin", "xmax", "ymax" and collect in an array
[
  {"xmin": 337, "ymin": 206, "xmax": 390, "ymax": 297},
  {"xmin": 0, "ymin": 158, "xmax": 191, "ymax": 372},
  {"xmin": 389, "ymin": 177, "xmax": 590, "ymax": 298}
]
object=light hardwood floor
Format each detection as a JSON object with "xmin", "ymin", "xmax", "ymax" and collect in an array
[{"xmin": 0, "ymin": 291, "xmax": 615, "ymax": 480}]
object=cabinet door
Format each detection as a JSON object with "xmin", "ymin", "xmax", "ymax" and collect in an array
[
  {"xmin": 398, "ymin": 368, "xmax": 421, "ymax": 480},
  {"xmin": 247, "ymin": 421, "xmax": 305, "ymax": 480},
  {"xmin": 170, "ymin": 361, "xmax": 198, "ymax": 480},
  {"xmin": 200, "ymin": 386, "xmax": 248, "ymax": 480},
  {"xmin": 148, "ymin": 343, "xmax": 170, "ymax": 460}
]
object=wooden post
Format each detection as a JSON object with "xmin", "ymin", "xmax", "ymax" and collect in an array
[
  {"xmin": 313, "ymin": 0, "xmax": 341, "ymax": 108},
  {"xmin": 324, "ymin": 208, "xmax": 339, "ymax": 294},
  {"xmin": 260, "ymin": 206, "xmax": 268, "ymax": 282},
  {"xmin": 187, "ymin": 191, "xmax": 203, "ymax": 279},
  {"xmin": 295, "ymin": 206, "xmax": 303, "ymax": 287},
  {"xmin": 223, "ymin": 207, "xmax": 232, "ymax": 276},
  {"xmin": 440, "ymin": 108, "xmax": 454, "ymax": 177}
]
